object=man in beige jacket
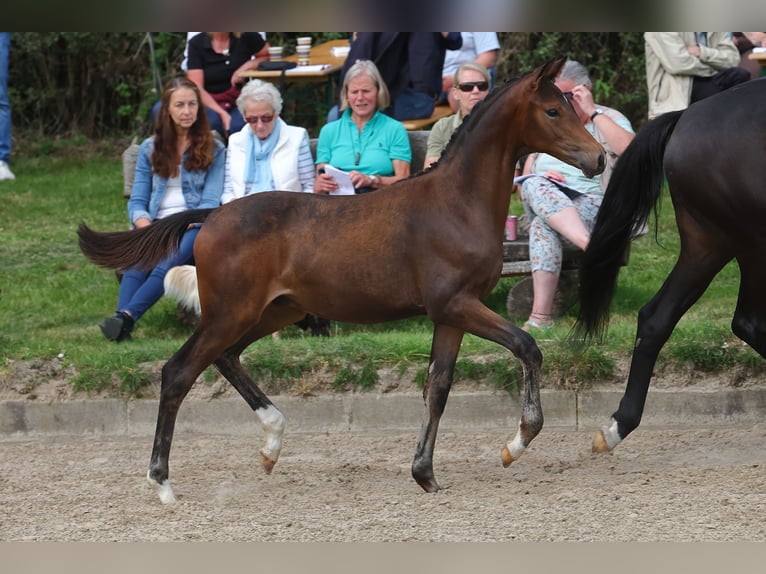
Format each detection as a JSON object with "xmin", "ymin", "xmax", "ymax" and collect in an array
[{"xmin": 644, "ymin": 32, "xmax": 750, "ymax": 118}]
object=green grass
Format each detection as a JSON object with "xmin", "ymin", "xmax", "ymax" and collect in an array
[{"xmin": 1, "ymin": 141, "xmax": 763, "ymax": 398}]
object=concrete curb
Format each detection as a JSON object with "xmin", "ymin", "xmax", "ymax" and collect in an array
[{"xmin": 2, "ymin": 387, "xmax": 766, "ymax": 437}]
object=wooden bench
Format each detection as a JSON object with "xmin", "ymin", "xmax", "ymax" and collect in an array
[{"xmin": 400, "ymin": 105, "xmax": 453, "ymax": 131}]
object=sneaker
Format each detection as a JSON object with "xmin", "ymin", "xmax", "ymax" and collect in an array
[{"xmin": 0, "ymin": 160, "xmax": 15, "ymax": 181}]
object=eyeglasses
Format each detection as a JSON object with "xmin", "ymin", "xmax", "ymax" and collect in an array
[
  {"xmin": 244, "ymin": 114, "xmax": 275, "ymax": 125},
  {"xmin": 562, "ymin": 91, "xmax": 574, "ymax": 101},
  {"xmin": 457, "ymin": 81, "xmax": 489, "ymax": 93}
]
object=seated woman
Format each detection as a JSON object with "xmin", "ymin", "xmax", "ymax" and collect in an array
[
  {"xmin": 519, "ymin": 60, "xmax": 635, "ymax": 331},
  {"xmin": 424, "ymin": 62, "xmax": 491, "ymax": 170},
  {"xmin": 99, "ymin": 77, "xmax": 226, "ymax": 342},
  {"xmin": 153, "ymin": 32, "xmax": 269, "ymax": 140},
  {"xmin": 222, "ymin": 79, "xmax": 314, "ymax": 203},
  {"xmin": 314, "ymin": 59, "xmax": 411, "ymax": 195}
]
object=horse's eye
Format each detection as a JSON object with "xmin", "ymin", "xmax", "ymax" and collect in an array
[{"xmin": 546, "ymin": 108, "xmax": 560, "ymax": 118}]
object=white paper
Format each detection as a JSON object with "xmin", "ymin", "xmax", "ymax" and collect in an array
[
  {"xmin": 513, "ymin": 174, "xmax": 583, "ymax": 197},
  {"xmin": 753, "ymin": 47, "xmax": 766, "ymax": 53},
  {"xmin": 324, "ymin": 165, "xmax": 356, "ymax": 195},
  {"xmin": 285, "ymin": 64, "xmax": 332, "ymax": 74},
  {"xmin": 330, "ymin": 46, "xmax": 351, "ymax": 57}
]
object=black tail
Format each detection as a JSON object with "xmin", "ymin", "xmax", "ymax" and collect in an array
[
  {"xmin": 77, "ymin": 208, "xmax": 216, "ymax": 271},
  {"xmin": 573, "ymin": 110, "xmax": 683, "ymax": 342}
]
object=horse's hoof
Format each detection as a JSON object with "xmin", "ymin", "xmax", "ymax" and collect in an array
[
  {"xmin": 416, "ymin": 478, "xmax": 441, "ymax": 493},
  {"xmin": 592, "ymin": 429, "xmax": 610, "ymax": 453},
  {"xmin": 501, "ymin": 445, "xmax": 516, "ymax": 467},
  {"xmin": 259, "ymin": 452, "xmax": 277, "ymax": 475},
  {"xmin": 147, "ymin": 470, "xmax": 177, "ymax": 504}
]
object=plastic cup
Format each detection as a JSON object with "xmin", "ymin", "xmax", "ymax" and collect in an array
[{"xmin": 268, "ymin": 46, "xmax": 283, "ymax": 61}]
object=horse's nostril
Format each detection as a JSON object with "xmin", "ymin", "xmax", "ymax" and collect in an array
[{"xmin": 598, "ymin": 153, "xmax": 606, "ymax": 172}]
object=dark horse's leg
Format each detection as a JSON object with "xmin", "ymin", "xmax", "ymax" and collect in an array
[
  {"xmin": 730, "ymin": 255, "xmax": 766, "ymax": 358},
  {"xmin": 594, "ymin": 240, "xmax": 730, "ymax": 452},
  {"xmin": 147, "ymin": 303, "xmax": 303, "ymax": 503},
  {"xmin": 413, "ymin": 297, "xmax": 543, "ymax": 492},
  {"xmin": 412, "ymin": 323, "xmax": 464, "ymax": 492}
]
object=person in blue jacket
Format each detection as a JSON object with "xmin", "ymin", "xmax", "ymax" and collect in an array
[{"xmin": 99, "ymin": 77, "xmax": 225, "ymax": 342}]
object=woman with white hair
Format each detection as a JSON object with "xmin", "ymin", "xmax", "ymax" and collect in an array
[
  {"xmin": 221, "ymin": 79, "xmax": 314, "ymax": 204},
  {"xmin": 314, "ymin": 59, "xmax": 411, "ymax": 195}
]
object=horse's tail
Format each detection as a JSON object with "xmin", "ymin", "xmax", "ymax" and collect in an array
[
  {"xmin": 163, "ymin": 265, "xmax": 201, "ymax": 316},
  {"xmin": 77, "ymin": 208, "xmax": 216, "ymax": 272},
  {"xmin": 573, "ymin": 110, "xmax": 683, "ymax": 342}
]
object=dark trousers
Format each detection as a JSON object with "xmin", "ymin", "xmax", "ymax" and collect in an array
[{"xmin": 691, "ymin": 67, "xmax": 751, "ymax": 103}]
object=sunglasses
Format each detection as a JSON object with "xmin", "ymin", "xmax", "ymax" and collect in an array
[
  {"xmin": 244, "ymin": 114, "xmax": 275, "ymax": 125},
  {"xmin": 562, "ymin": 91, "xmax": 574, "ymax": 101},
  {"xmin": 457, "ymin": 81, "xmax": 489, "ymax": 93}
]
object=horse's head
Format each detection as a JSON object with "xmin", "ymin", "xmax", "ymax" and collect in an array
[{"xmin": 520, "ymin": 57, "xmax": 605, "ymax": 178}]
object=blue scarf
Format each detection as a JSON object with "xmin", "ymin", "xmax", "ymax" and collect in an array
[{"xmin": 245, "ymin": 119, "xmax": 281, "ymax": 193}]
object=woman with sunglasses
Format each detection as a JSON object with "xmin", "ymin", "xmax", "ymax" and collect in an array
[
  {"xmin": 221, "ymin": 79, "xmax": 315, "ymax": 204},
  {"xmin": 314, "ymin": 59, "xmax": 411, "ymax": 195},
  {"xmin": 517, "ymin": 60, "xmax": 634, "ymax": 331},
  {"xmin": 98, "ymin": 77, "xmax": 226, "ymax": 342},
  {"xmin": 423, "ymin": 62, "xmax": 491, "ymax": 170}
]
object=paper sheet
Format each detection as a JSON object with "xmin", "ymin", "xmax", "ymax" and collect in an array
[{"xmin": 324, "ymin": 165, "xmax": 356, "ymax": 195}]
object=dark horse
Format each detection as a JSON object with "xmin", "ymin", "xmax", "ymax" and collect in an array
[
  {"xmin": 575, "ymin": 78, "xmax": 766, "ymax": 453},
  {"xmin": 78, "ymin": 58, "xmax": 605, "ymax": 504}
]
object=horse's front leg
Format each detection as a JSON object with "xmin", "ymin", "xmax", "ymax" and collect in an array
[
  {"xmin": 412, "ymin": 323, "xmax": 464, "ymax": 493},
  {"xmin": 443, "ymin": 297, "xmax": 544, "ymax": 467}
]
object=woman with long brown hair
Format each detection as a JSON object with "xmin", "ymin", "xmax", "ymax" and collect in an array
[{"xmin": 99, "ymin": 77, "xmax": 225, "ymax": 342}]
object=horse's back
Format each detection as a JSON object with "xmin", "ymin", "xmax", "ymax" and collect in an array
[{"xmin": 664, "ymin": 78, "xmax": 766, "ymax": 246}]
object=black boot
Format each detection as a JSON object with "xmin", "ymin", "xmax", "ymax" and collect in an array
[{"xmin": 99, "ymin": 311, "xmax": 135, "ymax": 342}]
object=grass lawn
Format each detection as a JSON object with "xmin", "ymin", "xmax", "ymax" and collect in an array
[{"xmin": 1, "ymin": 142, "xmax": 763, "ymax": 398}]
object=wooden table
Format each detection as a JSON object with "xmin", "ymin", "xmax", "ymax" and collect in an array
[
  {"xmin": 747, "ymin": 50, "xmax": 766, "ymax": 76},
  {"xmin": 240, "ymin": 38, "xmax": 350, "ymax": 110}
]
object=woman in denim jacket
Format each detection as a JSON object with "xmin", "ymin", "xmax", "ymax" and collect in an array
[{"xmin": 100, "ymin": 77, "xmax": 225, "ymax": 342}]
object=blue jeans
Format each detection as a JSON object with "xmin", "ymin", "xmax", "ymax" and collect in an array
[
  {"xmin": 0, "ymin": 32, "xmax": 11, "ymax": 164},
  {"xmin": 151, "ymin": 101, "xmax": 244, "ymax": 140},
  {"xmin": 391, "ymin": 88, "xmax": 435, "ymax": 121},
  {"xmin": 117, "ymin": 226, "xmax": 199, "ymax": 321}
]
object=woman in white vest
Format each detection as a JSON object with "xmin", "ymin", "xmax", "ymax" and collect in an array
[{"xmin": 222, "ymin": 79, "xmax": 314, "ymax": 203}]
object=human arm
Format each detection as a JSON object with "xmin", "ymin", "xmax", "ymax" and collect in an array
[
  {"xmin": 231, "ymin": 33, "xmax": 268, "ymax": 86},
  {"xmin": 644, "ymin": 32, "xmax": 724, "ymax": 76},
  {"xmin": 127, "ymin": 139, "xmax": 154, "ymax": 228},
  {"xmin": 186, "ymin": 67, "xmax": 232, "ymax": 134},
  {"xmin": 570, "ymin": 85, "xmax": 634, "ymax": 157},
  {"xmin": 695, "ymin": 33, "xmax": 741, "ymax": 70},
  {"xmin": 296, "ymin": 132, "xmax": 315, "ymax": 193},
  {"xmin": 199, "ymin": 141, "xmax": 226, "ymax": 208}
]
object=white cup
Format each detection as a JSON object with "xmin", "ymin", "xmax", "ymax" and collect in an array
[
  {"xmin": 268, "ymin": 46, "xmax": 283, "ymax": 61},
  {"xmin": 297, "ymin": 36, "xmax": 312, "ymax": 46},
  {"xmin": 296, "ymin": 45, "xmax": 311, "ymax": 66}
]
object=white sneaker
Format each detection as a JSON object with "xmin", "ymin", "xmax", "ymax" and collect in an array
[{"xmin": 0, "ymin": 160, "xmax": 15, "ymax": 181}]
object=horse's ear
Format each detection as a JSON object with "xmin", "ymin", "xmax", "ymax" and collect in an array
[{"xmin": 532, "ymin": 57, "xmax": 567, "ymax": 91}]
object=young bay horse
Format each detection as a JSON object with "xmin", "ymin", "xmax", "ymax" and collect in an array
[
  {"xmin": 574, "ymin": 78, "xmax": 766, "ymax": 453},
  {"xmin": 78, "ymin": 57, "xmax": 605, "ymax": 504}
]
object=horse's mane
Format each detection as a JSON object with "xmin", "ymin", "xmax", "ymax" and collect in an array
[{"xmin": 422, "ymin": 74, "xmax": 524, "ymax": 174}]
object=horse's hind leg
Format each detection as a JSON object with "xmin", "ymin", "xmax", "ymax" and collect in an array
[
  {"xmin": 412, "ymin": 323, "xmax": 464, "ymax": 492},
  {"xmin": 594, "ymin": 250, "xmax": 729, "ymax": 453},
  {"xmin": 730, "ymin": 259, "xmax": 766, "ymax": 358},
  {"xmin": 213, "ymin": 304, "xmax": 307, "ymax": 474},
  {"xmin": 148, "ymin": 331, "xmax": 227, "ymax": 503},
  {"xmin": 214, "ymin": 350, "xmax": 285, "ymax": 474}
]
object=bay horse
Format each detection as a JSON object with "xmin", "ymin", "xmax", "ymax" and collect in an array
[
  {"xmin": 78, "ymin": 57, "xmax": 605, "ymax": 504},
  {"xmin": 574, "ymin": 78, "xmax": 766, "ymax": 453}
]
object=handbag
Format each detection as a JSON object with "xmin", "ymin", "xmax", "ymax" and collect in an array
[
  {"xmin": 256, "ymin": 60, "xmax": 297, "ymax": 92},
  {"xmin": 210, "ymin": 85, "xmax": 241, "ymax": 111}
]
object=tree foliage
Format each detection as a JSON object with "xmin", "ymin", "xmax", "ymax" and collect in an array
[{"xmin": 8, "ymin": 32, "xmax": 648, "ymax": 140}]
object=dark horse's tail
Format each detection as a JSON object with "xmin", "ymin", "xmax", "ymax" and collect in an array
[
  {"xmin": 77, "ymin": 208, "xmax": 216, "ymax": 271},
  {"xmin": 573, "ymin": 110, "xmax": 684, "ymax": 343}
]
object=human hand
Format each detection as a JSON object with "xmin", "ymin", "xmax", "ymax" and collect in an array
[
  {"xmin": 348, "ymin": 170, "xmax": 374, "ymax": 189},
  {"xmin": 543, "ymin": 170, "xmax": 565, "ymax": 183},
  {"xmin": 569, "ymin": 84, "xmax": 596, "ymax": 117},
  {"xmin": 687, "ymin": 45, "xmax": 701, "ymax": 58},
  {"xmin": 220, "ymin": 111, "xmax": 232, "ymax": 134},
  {"xmin": 314, "ymin": 171, "xmax": 339, "ymax": 194}
]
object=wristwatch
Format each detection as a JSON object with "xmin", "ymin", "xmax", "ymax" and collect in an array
[
  {"xmin": 371, "ymin": 174, "xmax": 380, "ymax": 187},
  {"xmin": 590, "ymin": 109, "xmax": 604, "ymax": 122}
]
